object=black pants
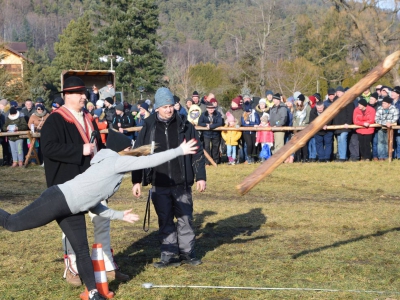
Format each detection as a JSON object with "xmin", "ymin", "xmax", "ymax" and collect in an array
[
  {"xmin": 358, "ymin": 133, "xmax": 373, "ymax": 160},
  {"xmin": 243, "ymin": 133, "xmax": 257, "ymax": 160},
  {"xmin": 0, "ymin": 186, "xmax": 96, "ymax": 290},
  {"xmin": 204, "ymin": 136, "xmax": 221, "ymax": 164}
]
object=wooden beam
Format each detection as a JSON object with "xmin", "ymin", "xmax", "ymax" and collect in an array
[{"xmin": 237, "ymin": 50, "xmax": 400, "ymax": 195}]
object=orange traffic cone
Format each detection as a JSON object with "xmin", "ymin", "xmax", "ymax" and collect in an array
[{"xmin": 80, "ymin": 244, "xmax": 115, "ymax": 299}]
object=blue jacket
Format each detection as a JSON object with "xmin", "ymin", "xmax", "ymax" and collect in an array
[
  {"xmin": 198, "ymin": 110, "xmax": 224, "ymax": 138},
  {"xmin": 241, "ymin": 110, "xmax": 260, "ymax": 134}
]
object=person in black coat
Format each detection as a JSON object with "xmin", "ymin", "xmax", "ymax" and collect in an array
[
  {"xmin": 309, "ymin": 101, "xmax": 333, "ymax": 162},
  {"xmin": 112, "ymin": 103, "xmax": 135, "ymax": 139}
]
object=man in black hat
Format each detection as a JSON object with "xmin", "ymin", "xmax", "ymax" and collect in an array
[
  {"xmin": 41, "ymin": 76, "xmax": 129, "ymax": 286},
  {"xmin": 99, "ymin": 81, "xmax": 115, "ymax": 100},
  {"xmin": 191, "ymin": 91, "xmax": 201, "ymax": 105},
  {"xmin": 324, "ymin": 88, "xmax": 336, "ymax": 108},
  {"xmin": 375, "ymin": 96, "xmax": 399, "ymax": 160}
]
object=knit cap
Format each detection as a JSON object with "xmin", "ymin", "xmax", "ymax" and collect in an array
[
  {"xmin": 105, "ymin": 97, "xmax": 114, "ymax": 105},
  {"xmin": 96, "ymin": 100, "xmax": 104, "ymax": 108},
  {"xmin": 154, "ymin": 87, "xmax": 174, "ymax": 109},
  {"xmin": 93, "ymin": 108, "xmax": 103, "ymax": 117},
  {"xmin": 226, "ymin": 112, "xmax": 235, "ymax": 123},
  {"xmin": 106, "ymin": 129, "xmax": 132, "ymax": 152},
  {"xmin": 115, "ymin": 103, "xmax": 124, "ymax": 111}
]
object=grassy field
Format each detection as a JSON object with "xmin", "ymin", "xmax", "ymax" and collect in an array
[{"xmin": 1, "ymin": 160, "xmax": 400, "ymax": 299}]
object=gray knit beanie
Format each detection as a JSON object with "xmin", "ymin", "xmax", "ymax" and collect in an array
[{"xmin": 154, "ymin": 87, "xmax": 174, "ymax": 109}]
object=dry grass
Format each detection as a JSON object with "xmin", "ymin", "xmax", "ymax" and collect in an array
[{"xmin": 1, "ymin": 160, "xmax": 400, "ymax": 299}]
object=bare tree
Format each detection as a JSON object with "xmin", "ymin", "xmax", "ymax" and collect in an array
[{"xmin": 329, "ymin": 0, "xmax": 400, "ymax": 84}]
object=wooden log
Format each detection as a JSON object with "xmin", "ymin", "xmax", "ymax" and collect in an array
[
  {"xmin": 237, "ymin": 50, "xmax": 400, "ymax": 195},
  {"xmin": 204, "ymin": 149, "xmax": 217, "ymax": 167}
]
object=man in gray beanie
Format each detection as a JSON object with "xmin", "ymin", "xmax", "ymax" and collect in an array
[{"xmin": 131, "ymin": 87, "xmax": 207, "ymax": 268}]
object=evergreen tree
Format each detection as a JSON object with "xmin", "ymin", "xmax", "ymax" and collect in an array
[
  {"xmin": 52, "ymin": 13, "xmax": 96, "ymax": 72},
  {"xmin": 96, "ymin": 0, "xmax": 165, "ymax": 95}
]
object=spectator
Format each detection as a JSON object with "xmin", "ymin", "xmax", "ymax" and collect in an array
[
  {"xmin": 90, "ymin": 84, "xmax": 99, "ymax": 104},
  {"xmin": 103, "ymin": 97, "xmax": 116, "ymax": 127},
  {"xmin": 173, "ymin": 96, "xmax": 188, "ymax": 120},
  {"xmin": 221, "ymin": 112, "xmax": 242, "ymax": 165},
  {"xmin": 28, "ymin": 104, "xmax": 49, "ymax": 132},
  {"xmin": 293, "ymin": 94, "xmax": 311, "ymax": 162},
  {"xmin": 227, "ymin": 96, "xmax": 245, "ymax": 162},
  {"xmin": 191, "ymin": 91, "xmax": 201, "ymax": 106},
  {"xmin": 200, "ymin": 93, "xmax": 215, "ymax": 113},
  {"xmin": 93, "ymin": 108, "xmax": 108, "ymax": 145},
  {"xmin": 332, "ymin": 86, "xmax": 353, "ymax": 162},
  {"xmin": 53, "ymin": 97, "xmax": 64, "ymax": 110},
  {"xmin": 390, "ymin": 86, "xmax": 400, "ymax": 159},
  {"xmin": 86, "ymin": 102, "xmax": 95, "ymax": 116},
  {"xmin": 375, "ymin": 96, "xmax": 399, "ymax": 160},
  {"xmin": 269, "ymin": 93, "xmax": 287, "ymax": 154},
  {"xmin": 255, "ymin": 115, "xmax": 274, "ymax": 162},
  {"xmin": 198, "ymin": 100, "xmax": 224, "ymax": 165},
  {"xmin": 284, "ymin": 97, "xmax": 295, "ymax": 163},
  {"xmin": 241, "ymin": 96, "xmax": 260, "ymax": 164},
  {"xmin": 361, "ymin": 87, "xmax": 371, "ymax": 102},
  {"xmin": 353, "ymin": 98, "xmax": 376, "ymax": 161},
  {"xmin": 368, "ymin": 92, "xmax": 380, "ymax": 160},
  {"xmin": 265, "ymin": 90, "xmax": 274, "ymax": 109},
  {"xmin": 309, "ymin": 101, "xmax": 333, "ymax": 162},
  {"xmin": 131, "ymin": 87, "xmax": 206, "ymax": 268},
  {"xmin": 255, "ymin": 98, "xmax": 270, "ymax": 118},
  {"xmin": 99, "ymin": 81, "xmax": 115, "ymax": 100},
  {"xmin": 2, "ymin": 107, "xmax": 28, "ymax": 167},
  {"xmin": 21, "ymin": 99, "xmax": 36, "ymax": 123},
  {"xmin": 112, "ymin": 103, "xmax": 135, "ymax": 140},
  {"xmin": 96, "ymin": 100, "xmax": 104, "ymax": 110},
  {"xmin": 308, "ymin": 95, "xmax": 317, "ymax": 162},
  {"xmin": 185, "ymin": 97, "xmax": 193, "ymax": 112},
  {"xmin": 375, "ymin": 84, "xmax": 383, "ymax": 101},
  {"xmin": 123, "ymin": 100, "xmax": 132, "ymax": 115},
  {"xmin": 324, "ymin": 88, "xmax": 336, "ymax": 108},
  {"xmin": 187, "ymin": 104, "xmax": 201, "ymax": 126}
]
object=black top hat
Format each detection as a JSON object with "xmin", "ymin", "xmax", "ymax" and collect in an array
[{"xmin": 58, "ymin": 76, "xmax": 87, "ymax": 94}]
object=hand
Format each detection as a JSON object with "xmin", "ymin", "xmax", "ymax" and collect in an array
[
  {"xmin": 364, "ymin": 122, "xmax": 370, "ymax": 127},
  {"xmin": 83, "ymin": 143, "xmax": 95, "ymax": 155},
  {"xmin": 344, "ymin": 123, "xmax": 349, "ymax": 129},
  {"xmin": 323, "ymin": 125, "xmax": 327, "ymax": 130},
  {"xmin": 255, "ymin": 142, "xmax": 258, "ymax": 146},
  {"xmin": 196, "ymin": 180, "xmax": 206, "ymax": 192},
  {"xmin": 206, "ymin": 124, "xmax": 210, "ymax": 129},
  {"xmin": 132, "ymin": 183, "xmax": 141, "ymax": 198},
  {"xmin": 119, "ymin": 128, "xmax": 124, "ymax": 133},
  {"xmin": 386, "ymin": 122, "xmax": 392, "ymax": 128},
  {"xmin": 179, "ymin": 138, "xmax": 198, "ymax": 155},
  {"xmin": 122, "ymin": 209, "xmax": 140, "ymax": 223}
]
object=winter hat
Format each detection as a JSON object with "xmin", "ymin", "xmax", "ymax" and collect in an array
[
  {"xmin": 313, "ymin": 93, "xmax": 322, "ymax": 101},
  {"xmin": 173, "ymin": 95, "xmax": 180, "ymax": 104},
  {"xmin": 145, "ymin": 99, "xmax": 152, "ymax": 106},
  {"xmin": 226, "ymin": 112, "xmax": 235, "ymax": 123},
  {"xmin": 231, "ymin": 96, "xmax": 241, "ymax": 106},
  {"xmin": 36, "ymin": 104, "xmax": 45, "ymax": 111},
  {"xmin": 358, "ymin": 98, "xmax": 368, "ymax": 107},
  {"xmin": 328, "ymin": 88, "xmax": 336, "ymax": 95},
  {"xmin": 10, "ymin": 100, "xmax": 18, "ymax": 107},
  {"xmin": 336, "ymin": 86, "xmax": 345, "ymax": 92},
  {"xmin": 209, "ymin": 98, "xmax": 218, "ymax": 106},
  {"xmin": 259, "ymin": 98, "xmax": 267, "ymax": 105},
  {"xmin": 96, "ymin": 100, "xmax": 104, "ymax": 108},
  {"xmin": 106, "ymin": 129, "xmax": 132, "ymax": 152},
  {"xmin": 370, "ymin": 92, "xmax": 379, "ymax": 100},
  {"xmin": 9, "ymin": 107, "xmax": 17, "ymax": 115},
  {"xmin": 105, "ymin": 97, "xmax": 114, "ymax": 105},
  {"xmin": 115, "ymin": 103, "xmax": 124, "ymax": 111},
  {"xmin": 154, "ymin": 87, "xmax": 174, "ymax": 109},
  {"xmin": 308, "ymin": 95, "xmax": 317, "ymax": 106},
  {"xmin": 35, "ymin": 97, "xmax": 44, "ymax": 103},
  {"xmin": 286, "ymin": 96, "xmax": 294, "ymax": 104},
  {"xmin": 297, "ymin": 94, "xmax": 305, "ymax": 101},
  {"xmin": 131, "ymin": 105, "xmax": 139, "ymax": 112},
  {"xmin": 392, "ymin": 86, "xmax": 400, "ymax": 94},
  {"xmin": 93, "ymin": 108, "xmax": 103, "ymax": 117},
  {"xmin": 54, "ymin": 96, "xmax": 64, "ymax": 106},
  {"xmin": 293, "ymin": 91, "xmax": 301, "ymax": 100},
  {"xmin": 265, "ymin": 90, "xmax": 273, "ymax": 96},
  {"xmin": 192, "ymin": 91, "xmax": 199, "ymax": 97},
  {"xmin": 186, "ymin": 97, "xmax": 193, "ymax": 103},
  {"xmin": 382, "ymin": 96, "xmax": 393, "ymax": 104},
  {"xmin": 107, "ymin": 81, "xmax": 113, "ymax": 85},
  {"xmin": 0, "ymin": 99, "xmax": 8, "ymax": 106},
  {"xmin": 261, "ymin": 115, "xmax": 269, "ymax": 123},
  {"xmin": 273, "ymin": 93, "xmax": 281, "ymax": 101},
  {"xmin": 140, "ymin": 102, "xmax": 149, "ymax": 112}
]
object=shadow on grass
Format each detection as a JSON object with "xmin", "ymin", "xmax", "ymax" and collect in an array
[
  {"xmin": 292, "ymin": 226, "xmax": 400, "ymax": 259},
  {"xmin": 111, "ymin": 207, "xmax": 269, "ymax": 293}
]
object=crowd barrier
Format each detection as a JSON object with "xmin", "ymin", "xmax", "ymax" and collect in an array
[{"xmin": 1, "ymin": 124, "xmax": 399, "ymax": 167}]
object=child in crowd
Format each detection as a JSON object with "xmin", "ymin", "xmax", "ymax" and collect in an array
[
  {"xmin": 255, "ymin": 115, "xmax": 274, "ymax": 162},
  {"xmin": 221, "ymin": 112, "xmax": 242, "ymax": 165}
]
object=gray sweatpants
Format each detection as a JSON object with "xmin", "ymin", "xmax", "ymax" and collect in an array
[
  {"xmin": 151, "ymin": 185, "xmax": 195, "ymax": 258},
  {"xmin": 9, "ymin": 139, "xmax": 24, "ymax": 162}
]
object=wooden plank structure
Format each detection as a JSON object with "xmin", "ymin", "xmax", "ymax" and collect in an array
[{"xmin": 236, "ymin": 50, "xmax": 400, "ymax": 195}]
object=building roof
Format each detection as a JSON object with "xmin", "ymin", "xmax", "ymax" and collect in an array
[
  {"xmin": 2, "ymin": 45, "xmax": 34, "ymax": 64},
  {"xmin": 7, "ymin": 42, "xmax": 28, "ymax": 53}
]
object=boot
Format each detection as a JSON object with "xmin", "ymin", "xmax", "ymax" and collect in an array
[
  {"xmin": 106, "ymin": 269, "xmax": 130, "ymax": 282},
  {"xmin": 227, "ymin": 156, "xmax": 232, "ymax": 165},
  {"xmin": 65, "ymin": 269, "xmax": 82, "ymax": 286},
  {"xmin": 11, "ymin": 162, "xmax": 18, "ymax": 168}
]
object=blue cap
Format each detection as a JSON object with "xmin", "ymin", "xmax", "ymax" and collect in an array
[
  {"xmin": 93, "ymin": 108, "xmax": 103, "ymax": 117},
  {"xmin": 154, "ymin": 87, "xmax": 174, "ymax": 109},
  {"xmin": 265, "ymin": 90, "xmax": 273, "ymax": 96}
]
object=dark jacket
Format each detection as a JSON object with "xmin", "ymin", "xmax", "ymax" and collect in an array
[
  {"xmin": 41, "ymin": 112, "xmax": 103, "ymax": 187},
  {"xmin": 198, "ymin": 110, "xmax": 223, "ymax": 139},
  {"xmin": 309, "ymin": 107, "xmax": 333, "ymax": 136},
  {"xmin": 332, "ymin": 98, "xmax": 354, "ymax": 134},
  {"xmin": 112, "ymin": 113, "xmax": 135, "ymax": 132},
  {"xmin": 269, "ymin": 103, "xmax": 288, "ymax": 127},
  {"xmin": 104, "ymin": 106, "xmax": 116, "ymax": 126},
  {"xmin": 131, "ymin": 111, "xmax": 206, "ymax": 187},
  {"xmin": 241, "ymin": 110, "xmax": 260, "ymax": 135}
]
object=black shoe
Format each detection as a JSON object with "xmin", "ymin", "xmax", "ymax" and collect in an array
[
  {"xmin": 153, "ymin": 257, "xmax": 181, "ymax": 269},
  {"xmin": 180, "ymin": 255, "xmax": 202, "ymax": 266},
  {"xmin": 89, "ymin": 291, "xmax": 106, "ymax": 300}
]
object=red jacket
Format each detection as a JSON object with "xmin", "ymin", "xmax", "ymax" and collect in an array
[
  {"xmin": 353, "ymin": 105, "xmax": 376, "ymax": 135},
  {"xmin": 256, "ymin": 123, "xmax": 274, "ymax": 144}
]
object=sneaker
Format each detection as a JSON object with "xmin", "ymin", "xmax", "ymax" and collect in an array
[
  {"xmin": 89, "ymin": 291, "xmax": 107, "ymax": 300},
  {"xmin": 65, "ymin": 269, "xmax": 82, "ymax": 286},
  {"xmin": 181, "ymin": 257, "xmax": 202, "ymax": 266},
  {"xmin": 153, "ymin": 257, "xmax": 181, "ymax": 269},
  {"xmin": 106, "ymin": 270, "xmax": 129, "ymax": 282}
]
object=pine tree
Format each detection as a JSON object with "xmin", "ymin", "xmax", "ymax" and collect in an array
[
  {"xmin": 52, "ymin": 13, "xmax": 96, "ymax": 71},
  {"xmin": 96, "ymin": 0, "xmax": 165, "ymax": 96}
]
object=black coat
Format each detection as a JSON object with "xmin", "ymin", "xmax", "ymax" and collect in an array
[
  {"xmin": 41, "ymin": 112, "xmax": 102, "ymax": 187},
  {"xmin": 309, "ymin": 107, "xmax": 333, "ymax": 136},
  {"xmin": 332, "ymin": 98, "xmax": 354, "ymax": 134},
  {"xmin": 131, "ymin": 111, "xmax": 206, "ymax": 187},
  {"xmin": 198, "ymin": 110, "xmax": 224, "ymax": 138}
]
